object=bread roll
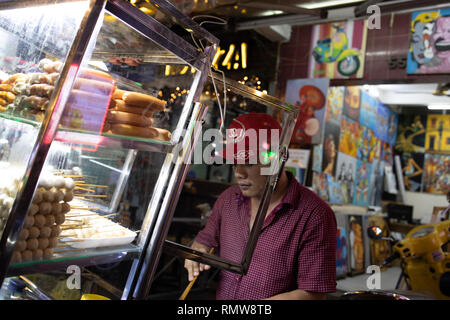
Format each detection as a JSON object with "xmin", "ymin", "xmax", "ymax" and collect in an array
[
  {"xmin": 154, "ymin": 128, "xmax": 172, "ymax": 142},
  {"xmin": 16, "ymin": 240, "xmax": 27, "ymax": 252},
  {"xmin": 32, "ymin": 248, "xmax": 43, "ymax": 260},
  {"xmin": 107, "ymin": 110, "xmax": 153, "ymax": 127},
  {"xmin": 39, "ymin": 202, "xmax": 52, "ymax": 215},
  {"xmin": 109, "ymin": 123, "xmax": 159, "ymax": 139},
  {"xmin": 22, "ymin": 250, "xmax": 33, "ymax": 262},
  {"xmin": 113, "ymin": 99, "xmax": 153, "ymax": 117},
  {"xmin": 38, "ymin": 238, "xmax": 49, "ymax": 250},
  {"xmin": 73, "ymin": 78, "xmax": 114, "ymax": 96},
  {"xmin": 19, "ymin": 228, "xmax": 29, "ymax": 240},
  {"xmin": 122, "ymin": 91, "xmax": 166, "ymax": 111},
  {"xmin": 33, "ymin": 214, "xmax": 46, "ymax": 228},
  {"xmin": 112, "ymin": 89, "xmax": 126, "ymax": 100},
  {"xmin": 43, "ymin": 248, "xmax": 53, "ymax": 259},
  {"xmin": 50, "ymin": 225, "xmax": 61, "ymax": 237}
]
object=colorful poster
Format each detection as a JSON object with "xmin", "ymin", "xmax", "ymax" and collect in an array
[
  {"xmin": 343, "ymin": 86, "xmax": 361, "ymax": 122},
  {"xmin": 285, "ymin": 78, "xmax": 330, "ymax": 147},
  {"xmin": 353, "ymin": 160, "xmax": 372, "ymax": 206},
  {"xmin": 407, "ymin": 9, "xmax": 450, "ymax": 74},
  {"xmin": 347, "ymin": 215, "xmax": 365, "ymax": 275},
  {"xmin": 423, "ymin": 153, "xmax": 450, "ymax": 194},
  {"xmin": 285, "ymin": 149, "xmax": 310, "ymax": 185},
  {"xmin": 399, "ymin": 152, "xmax": 424, "ymax": 192},
  {"xmin": 360, "ymin": 90, "xmax": 377, "ymax": 131},
  {"xmin": 327, "ymin": 175, "xmax": 348, "ymax": 204},
  {"xmin": 369, "ymin": 159, "xmax": 384, "ymax": 206},
  {"xmin": 322, "ymin": 121, "xmax": 341, "ymax": 176},
  {"xmin": 425, "ymin": 114, "xmax": 450, "ymax": 152},
  {"xmin": 312, "ymin": 144, "xmax": 323, "ymax": 173},
  {"xmin": 375, "ymin": 102, "xmax": 389, "ymax": 142},
  {"xmin": 339, "ymin": 116, "xmax": 360, "ymax": 157},
  {"xmin": 357, "ymin": 126, "xmax": 377, "ymax": 163},
  {"xmin": 325, "ymin": 86, "xmax": 344, "ymax": 125},
  {"xmin": 309, "ymin": 20, "xmax": 368, "ymax": 79},
  {"xmin": 336, "ymin": 152, "xmax": 356, "ymax": 203},
  {"xmin": 381, "ymin": 142, "xmax": 394, "ymax": 165},
  {"xmin": 387, "ymin": 111, "xmax": 399, "ymax": 146},
  {"xmin": 395, "ymin": 114, "xmax": 427, "ymax": 154},
  {"xmin": 312, "ymin": 172, "xmax": 330, "ymax": 201},
  {"xmin": 336, "ymin": 226, "xmax": 349, "ymax": 278}
]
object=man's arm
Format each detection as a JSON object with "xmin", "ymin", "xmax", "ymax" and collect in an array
[{"xmin": 266, "ymin": 289, "xmax": 326, "ymax": 300}]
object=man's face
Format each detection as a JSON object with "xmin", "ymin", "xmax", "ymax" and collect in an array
[{"xmin": 233, "ymin": 164, "xmax": 269, "ymax": 198}]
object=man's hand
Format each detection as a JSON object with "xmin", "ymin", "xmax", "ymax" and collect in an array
[{"xmin": 184, "ymin": 241, "xmax": 212, "ymax": 281}]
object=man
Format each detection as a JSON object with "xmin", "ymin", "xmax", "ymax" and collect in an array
[{"xmin": 184, "ymin": 113, "xmax": 337, "ymax": 300}]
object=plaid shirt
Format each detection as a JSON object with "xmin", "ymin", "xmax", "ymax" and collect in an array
[{"xmin": 195, "ymin": 171, "xmax": 337, "ymax": 300}]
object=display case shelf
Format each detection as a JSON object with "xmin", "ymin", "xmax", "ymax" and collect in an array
[
  {"xmin": 7, "ymin": 243, "xmax": 140, "ymax": 276},
  {"xmin": 55, "ymin": 128, "xmax": 173, "ymax": 153}
]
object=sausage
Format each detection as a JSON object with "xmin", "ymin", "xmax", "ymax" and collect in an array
[
  {"xmin": 113, "ymin": 99, "xmax": 153, "ymax": 117},
  {"xmin": 109, "ymin": 123, "xmax": 159, "ymax": 139},
  {"xmin": 106, "ymin": 110, "xmax": 153, "ymax": 127},
  {"xmin": 122, "ymin": 91, "xmax": 166, "ymax": 111}
]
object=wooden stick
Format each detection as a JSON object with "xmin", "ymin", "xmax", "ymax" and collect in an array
[
  {"xmin": 59, "ymin": 239, "xmax": 85, "ymax": 242},
  {"xmin": 63, "ymin": 175, "xmax": 84, "ymax": 178},
  {"xmin": 75, "ymin": 194, "xmax": 108, "ymax": 198},
  {"xmin": 55, "ymin": 248, "xmax": 86, "ymax": 254},
  {"xmin": 179, "ymin": 247, "xmax": 214, "ymax": 300},
  {"xmin": 76, "ymin": 184, "xmax": 108, "ymax": 188},
  {"xmin": 74, "ymin": 186, "xmax": 96, "ymax": 193}
]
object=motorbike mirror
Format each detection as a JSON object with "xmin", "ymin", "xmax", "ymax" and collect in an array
[{"xmin": 367, "ymin": 226, "xmax": 384, "ymax": 240}]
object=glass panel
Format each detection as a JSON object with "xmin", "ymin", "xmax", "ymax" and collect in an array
[
  {"xmin": 0, "ymin": 0, "xmax": 90, "ymax": 238},
  {"xmin": 151, "ymin": 77, "xmax": 296, "ymax": 298}
]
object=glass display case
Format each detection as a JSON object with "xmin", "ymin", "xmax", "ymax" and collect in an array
[{"xmin": 0, "ymin": 0, "xmax": 218, "ymax": 300}]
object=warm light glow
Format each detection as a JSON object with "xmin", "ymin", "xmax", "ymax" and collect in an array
[
  {"xmin": 233, "ymin": 62, "xmax": 239, "ymax": 69},
  {"xmin": 179, "ymin": 66, "xmax": 189, "ymax": 75},
  {"xmin": 212, "ymin": 47, "xmax": 225, "ymax": 69},
  {"xmin": 241, "ymin": 42, "xmax": 247, "ymax": 69},
  {"xmin": 165, "ymin": 65, "xmax": 171, "ymax": 76},
  {"xmin": 222, "ymin": 44, "xmax": 235, "ymax": 67}
]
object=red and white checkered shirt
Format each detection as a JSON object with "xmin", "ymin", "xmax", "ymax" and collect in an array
[{"xmin": 195, "ymin": 171, "xmax": 337, "ymax": 300}]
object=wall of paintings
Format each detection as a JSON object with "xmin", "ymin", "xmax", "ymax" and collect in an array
[
  {"xmin": 312, "ymin": 86, "xmax": 398, "ymax": 206},
  {"xmin": 394, "ymin": 113, "xmax": 450, "ymax": 194}
]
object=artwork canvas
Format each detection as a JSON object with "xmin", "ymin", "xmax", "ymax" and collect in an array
[
  {"xmin": 360, "ymin": 90, "xmax": 377, "ymax": 131},
  {"xmin": 357, "ymin": 126, "xmax": 377, "ymax": 163},
  {"xmin": 312, "ymin": 144, "xmax": 323, "ymax": 173},
  {"xmin": 375, "ymin": 102, "xmax": 390, "ymax": 142},
  {"xmin": 336, "ymin": 226, "xmax": 349, "ymax": 278},
  {"xmin": 343, "ymin": 86, "xmax": 361, "ymax": 122},
  {"xmin": 285, "ymin": 78, "xmax": 330, "ymax": 147},
  {"xmin": 325, "ymin": 86, "xmax": 344, "ymax": 125},
  {"xmin": 347, "ymin": 215, "xmax": 365, "ymax": 275},
  {"xmin": 395, "ymin": 114, "xmax": 426, "ymax": 154},
  {"xmin": 322, "ymin": 121, "xmax": 341, "ymax": 176},
  {"xmin": 368, "ymin": 216, "xmax": 392, "ymax": 266},
  {"xmin": 423, "ymin": 153, "xmax": 450, "ymax": 194},
  {"xmin": 312, "ymin": 172, "xmax": 330, "ymax": 201},
  {"xmin": 285, "ymin": 149, "xmax": 310, "ymax": 185},
  {"xmin": 381, "ymin": 142, "xmax": 394, "ymax": 166},
  {"xmin": 407, "ymin": 9, "xmax": 450, "ymax": 74},
  {"xmin": 309, "ymin": 20, "xmax": 367, "ymax": 79},
  {"xmin": 327, "ymin": 174, "xmax": 348, "ymax": 204},
  {"xmin": 425, "ymin": 114, "xmax": 450, "ymax": 152},
  {"xmin": 339, "ymin": 116, "xmax": 360, "ymax": 158},
  {"xmin": 335, "ymin": 152, "xmax": 356, "ymax": 203},
  {"xmin": 399, "ymin": 152, "xmax": 424, "ymax": 192},
  {"xmin": 387, "ymin": 111, "xmax": 399, "ymax": 146},
  {"xmin": 353, "ymin": 160, "xmax": 372, "ymax": 206},
  {"xmin": 369, "ymin": 159, "xmax": 384, "ymax": 206}
]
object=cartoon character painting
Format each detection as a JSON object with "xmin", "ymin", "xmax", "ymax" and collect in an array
[
  {"xmin": 408, "ymin": 9, "xmax": 450, "ymax": 74},
  {"xmin": 309, "ymin": 20, "xmax": 367, "ymax": 79}
]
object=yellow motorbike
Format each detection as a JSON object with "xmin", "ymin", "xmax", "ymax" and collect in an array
[{"xmin": 367, "ymin": 220, "xmax": 450, "ymax": 299}]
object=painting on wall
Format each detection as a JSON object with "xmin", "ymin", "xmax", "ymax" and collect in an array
[
  {"xmin": 322, "ymin": 121, "xmax": 341, "ymax": 176},
  {"xmin": 325, "ymin": 86, "xmax": 344, "ymax": 125},
  {"xmin": 399, "ymin": 152, "xmax": 424, "ymax": 192},
  {"xmin": 360, "ymin": 90, "xmax": 377, "ymax": 131},
  {"xmin": 327, "ymin": 175, "xmax": 348, "ymax": 204},
  {"xmin": 395, "ymin": 114, "xmax": 427, "ymax": 154},
  {"xmin": 312, "ymin": 172, "xmax": 330, "ymax": 201},
  {"xmin": 339, "ymin": 116, "xmax": 360, "ymax": 158},
  {"xmin": 285, "ymin": 78, "xmax": 330, "ymax": 147},
  {"xmin": 343, "ymin": 86, "xmax": 361, "ymax": 122},
  {"xmin": 425, "ymin": 114, "xmax": 450, "ymax": 152},
  {"xmin": 336, "ymin": 152, "xmax": 357, "ymax": 203},
  {"xmin": 312, "ymin": 144, "xmax": 323, "ymax": 173},
  {"xmin": 357, "ymin": 126, "xmax": 378, "ymax": 163},
  {"xmin": 353, "ymin": 159, "xmax": 372, "ymax": 206},
  {"xmin": 407, "ymin": 9, "xmax": 450, "ymax": 74},
  {"xmin": 347, "ymin": 215, "xmax": 365, "ymax": 275},
  {"xmin": 336, "ymin": 226, "xmax": 349, "ymax": 278},
  {"xmin": 375, "ymin": 102, "xmax": 390, "ymax": 142},
  {"xmin": 309, "ymin": 20, "xmax": 368, "ymax": 79},
  {"xmin": 422, "ymin": 153, "xmax": 450, "ymax": 194}
]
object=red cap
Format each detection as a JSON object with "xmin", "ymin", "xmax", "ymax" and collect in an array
[{"xmin": 216, "ymin": 113, "xmax": 282, "ymax": 164}]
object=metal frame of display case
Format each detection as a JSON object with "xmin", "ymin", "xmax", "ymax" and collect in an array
[
  {"xmin": 147, "ymin": 73, "xmax": 299, "ymax": 295},
  {"xmin": 0, "ymin": 0, "xmax": 219, "ymax": 300}
]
